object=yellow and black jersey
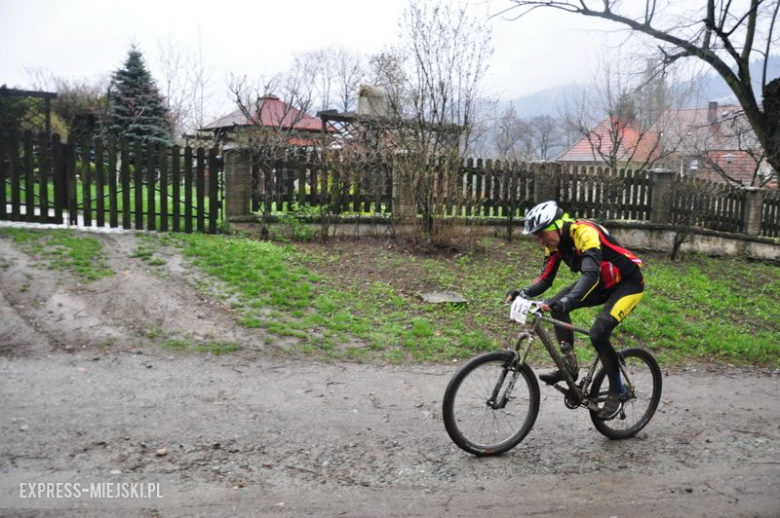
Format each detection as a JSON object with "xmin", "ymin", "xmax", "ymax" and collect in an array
[{"xmin": 524, "ymin": 220, "xmax": 643, "ymax": 303}]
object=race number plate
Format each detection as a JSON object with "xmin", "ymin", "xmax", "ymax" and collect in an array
[{"xmin": 510, "ymin": 297, "xmax": 533, "ymax": 324}]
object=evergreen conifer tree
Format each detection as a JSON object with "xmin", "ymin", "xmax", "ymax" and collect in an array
[{"xmin": 106, "ymin": 46, "xmax": 172, "ymax": 144}]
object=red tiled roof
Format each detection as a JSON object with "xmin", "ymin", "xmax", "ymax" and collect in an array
[
  {"xmin": 653, "ymin": 104, "xmax": 769, "ymax": 185},
  {"xmin": 706, "ymin": 150, "xmax": 758, "ymax": 171},
  {"xmin": 203, "ymin": 95, "xmax": 327, "ymax": 133},
  {"xmin": 652, "ymin": 104, "xmax": 759, "ymax": 154},
  {"xmin": 698, "ymin": 150, "xmax": 762, "ymax": 185},
  {"xmin": 557, "ymin": 117, "xmax": 661, "ymax": 163},
  {"xmin": 555, "ymin": 103, "xmax": 774, "ymax": 186}
]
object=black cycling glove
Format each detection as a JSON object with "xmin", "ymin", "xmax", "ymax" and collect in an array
[
  {"xmin": 544, "ymin": 298, "xmax": 568, "ymax": 313},
  {"xmin": 506, "ymin": 289, "xmax": 528, "ymax": 302}
]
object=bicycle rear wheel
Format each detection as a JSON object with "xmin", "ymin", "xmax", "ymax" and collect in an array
[
  {"xmin": 442, "ymin": 351, "xmax": 540, "ymax": 456},
  {"xmin": 589, "ymin": 347, "xmax": 662, "ymax": 439}
]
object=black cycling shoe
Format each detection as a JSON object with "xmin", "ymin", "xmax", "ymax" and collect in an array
[
  {"xmin": 597, "ymin": 390, "xmax": 629, "ymax": 420},
  {"xmin": 538, "ymin": 369, "xmax": 579, "ymax": 385}
]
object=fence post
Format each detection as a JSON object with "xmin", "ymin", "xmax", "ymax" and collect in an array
[
  {"xmin": 392, "ymin": 165, "xmax": 416, "ymax": 221},
  {"xmin": 224, "ymin": 150, "xmax": 252, "ymax": 218},
  {"xmin": 650, "ymin": 169, "xmax": 676, "ymax": 224},
  {"xmin": 742, "ymin": 187, "xmax": 767, "ymax": 236}
]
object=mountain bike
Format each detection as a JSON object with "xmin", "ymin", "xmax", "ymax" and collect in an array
[{"xmin": 442, "ymin": 297, "xmax": 662, "ymax": 456}]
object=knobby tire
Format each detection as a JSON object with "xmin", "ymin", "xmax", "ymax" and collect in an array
[
  {"xmin": 442, "ymin": 351, "xmax": 540, "ymax": 456},
  {"xmin": 589, "ymin": 347, "xmax": 662, "ymax": 439}
]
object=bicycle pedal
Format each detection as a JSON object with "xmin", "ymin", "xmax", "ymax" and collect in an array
[{"xmin": 597, "ymin": 402, "xmax": 625, "ymax": 421}]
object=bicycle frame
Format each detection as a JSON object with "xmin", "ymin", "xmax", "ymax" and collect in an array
[
  {"xmin": 510, "ymin": 309, "xmax": 622, "ymax": 412},
  {"xmin": 443, "ymin": 303, "xmax": 662, "ymax": 454}
]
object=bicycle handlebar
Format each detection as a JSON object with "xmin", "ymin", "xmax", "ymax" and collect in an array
[{"xmin": 509, "ymin": 297, "xmax": 589, "ymax": 335}]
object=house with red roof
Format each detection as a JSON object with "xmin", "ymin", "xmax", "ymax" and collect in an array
[
  {"xmin": 557, "ymin": 102, "xmax": 775, "ymax": 187},
  {"xmin": 202, "ymin": 95, "xmax": 334, "ymax": 147},
  {"xmin": 557, "ymin": 117, "xmax": 663, "ymax": 169},
  {"xmin": 652, "ymin": 102, "xmax": 773, "ymax": 187}
]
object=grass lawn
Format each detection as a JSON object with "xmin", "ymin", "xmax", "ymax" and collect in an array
[
  {"xmin": 2, "ymin": 227, "xmax": 777, "ymax": 367},
  {"xmin": 170, "ymin": 231, "xmax": 780, "ymax": 367}
]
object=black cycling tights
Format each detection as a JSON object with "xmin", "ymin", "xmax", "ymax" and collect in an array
[{"xmin": 550, "ymin": 281, "xmax": 644, "ymax": 393}]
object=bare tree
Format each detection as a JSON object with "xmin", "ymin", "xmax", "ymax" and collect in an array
[
  {"xmin": 560, "ymin": 57, "xmax": 690, "ymax": 170},
  {"xmin": 293, "ymin": 47, "xmax": 368, "ymax": 113},
  {"xmin": 368, "ymin": 49, "xmax": 409, "ymax": 112},
  {"xmin": 227, "ymin": 68, "xmax": 319, "ymax": 239},
  {"xmin": 494, "ymin": 105, "xmax": 526, "ymax": 159},
  {"xmin": 156, "ymin": 36, "xmax": 214, "ymax": 139},
  {"xmin": 157, "ymin": 38, "xmax": 190, "ymax": 138},
  {"xmin": 634, "ymin": 58, "xmax": 671, "ymax": 129},
  {"xmin": 530, "ymin": 115, "xmax": 563, "ymax": 160},
  {"xmin": 24, "ymin": 67, "xmax": 109, "ymax": 141},
  {"xmin": 290, "ymin": 50, "xmax": 330, "ymax": 113},
  {"xmin": 189, "ymin": 28, "xmax": 214, "ymax": 134},
  {"xmin": 331, "ymin": 47, "xmax": 367, "ymax": 112},
  {"xmin": 493, "ymin": 103, "xmax": 534, "ymax": 160},
  {"xmin": 500, "ymin": 0, "xmax": 780, "ymax": 174},
  {"xmin": 372, "ymin": 1, "xmax": 493, "ymax": 247}
]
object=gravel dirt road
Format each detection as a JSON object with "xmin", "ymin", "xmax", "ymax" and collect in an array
[{"xmin": 0, "ymin": 229, "xmax": 778, "ymax": 517}]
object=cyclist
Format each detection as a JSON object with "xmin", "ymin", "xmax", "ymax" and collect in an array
[{"xmin": 507, "ymin": 200, "xmax": 644, "ymax": 419}]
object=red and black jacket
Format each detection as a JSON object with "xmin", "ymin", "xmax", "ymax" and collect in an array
[{"xmin": 523, "ymin": 220, "xmax": 643, "ymax": 303}]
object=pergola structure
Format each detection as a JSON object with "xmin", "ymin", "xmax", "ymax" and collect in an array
[{"xmin": 0, "ymin": 87, "xmax": 57, "ymax": 135}]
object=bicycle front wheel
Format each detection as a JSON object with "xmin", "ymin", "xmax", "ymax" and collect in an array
[
  {"xmin": 442, "ymin": 351, "xmax": 540, "ymax": 456},
  {"xmin": 589, "ymin": 347, "xmax": 662, "ymax": 439}
]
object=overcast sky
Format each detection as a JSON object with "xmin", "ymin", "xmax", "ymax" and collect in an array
[{"xmin": 0, "ymin": 0, "xmax": 629, "ymax": 117}]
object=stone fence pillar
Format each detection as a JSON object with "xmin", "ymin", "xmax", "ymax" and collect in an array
[
  {"xmin": 742, "ymin": 187, "xmax": 767, "ymax": 236},
  {"xmin": 392, "ymin": 168, "xmax": 416, "ymax": 221},
  {"xmin": 224, "ymin": 150, "xmax": 252, "ymax": 218},
  {"xmin": 650, "ymin": 169, "xmax": 677, "ymax": 224}
]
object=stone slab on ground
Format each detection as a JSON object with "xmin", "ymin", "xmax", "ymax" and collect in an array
[{"xmin": 418, "ymin": 291, "xmax": 467, "ymax": 304}]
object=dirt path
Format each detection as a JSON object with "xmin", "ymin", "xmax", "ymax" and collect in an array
[{"xmin": 0, "ymin": 229, "xmax": 778, "ymax": 517}]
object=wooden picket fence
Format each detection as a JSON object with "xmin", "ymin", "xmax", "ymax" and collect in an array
[
  {"xmin": 1, "ymin": 131, "xmax": 223, "ymax": 233},
  {"xmin": 671, "ymin": 176, "xmax": 746, "ymax": 233},
  {"xmin": 250, "ymin": 152, "xmax": 394, "ymax": 215},
  {"xmin": 250, "ymin": 156, "xmax": 539, "ymax": 218},
  {"xmin": 247, "ymin": 154, "xmax": 780, "ymax": 239},
  {"xmin": 5, "ymin": 129, "xmax": 777, "ymax": 240},
  {"xmin": 762, "ymin": 189, "xmax": 780, "ymax": 238},
  {"xmin": 438, "ymin": 158, "xmax": 537, "ymax": 218},
  {"xmin": 556, "ymin": 165, "xmax": 652, "ymax": 221}
]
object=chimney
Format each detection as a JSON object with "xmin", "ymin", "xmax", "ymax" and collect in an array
[
  {"xmin": 358, "ymin": 85, "xmax": 388, "ymax": 117},
  {"xmin": 708, "ymin": 101, "xmax": 718, "ymax": 124}
]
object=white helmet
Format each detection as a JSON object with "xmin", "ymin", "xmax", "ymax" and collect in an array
[{"xmin": 523, "ymin": 201, "xmax": 563, "ymax": 234}]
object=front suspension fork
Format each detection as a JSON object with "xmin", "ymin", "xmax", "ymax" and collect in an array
[{"xmin": 488, "ymin": 350, "xmax": 520, "ymax": 410}]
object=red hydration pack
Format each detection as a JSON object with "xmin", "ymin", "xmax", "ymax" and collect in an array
[{"xmin": 576, "ymin": 220, "xmax": 642, "ymax": 289}]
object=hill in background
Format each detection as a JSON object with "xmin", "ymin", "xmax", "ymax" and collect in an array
[{"xmin": 503, "ymin": 56, "xmax": 780, "ymax": 119}]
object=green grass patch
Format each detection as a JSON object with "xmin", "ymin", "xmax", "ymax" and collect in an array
[
  {"xmin": 163, "ymin": 339, "xmax": 190, "ymax": 350},
  {"xmin": 0, "ymin": 228, "xmax": 113, "ymax": 282},
  {"xmin": 38, "ymin": 230, "xmax": 774, "ymax": 368},
  {"xmin": 195, "ymin": 341, "xmax": 242, "ymax": 355},
  {"xmin": 130, "ymin": 245, "xmax": 167, "ymax": 266},
  {"xmin": 195, "ymin": 233, "xmax": 777, "ymax": 366}
]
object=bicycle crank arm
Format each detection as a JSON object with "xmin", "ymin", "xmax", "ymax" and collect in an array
[{"xmin": 553, "ymin": 383, "xmax": 585, "ymax": 400}]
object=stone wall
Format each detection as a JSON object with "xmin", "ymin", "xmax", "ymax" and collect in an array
[
  {"xmin": 608, "ymin": 223, "xmax": 780, "ymax": 262},
  {"xmin": 278, "ymin": 219, "xmax": 780, "ymax": 262}
]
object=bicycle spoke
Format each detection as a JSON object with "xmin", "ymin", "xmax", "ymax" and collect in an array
[
  {"xmin": 590, "ymin": 348, "xmax": 662, "ymax": 439},
  {"xmin": 443, "ymin": 353, "xmax": 539, "ymax": 454}
]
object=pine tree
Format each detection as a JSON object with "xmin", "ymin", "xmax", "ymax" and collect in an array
[{"xmin": 106, "ymin": 46, "xmax": 172, "ymax": 144}]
